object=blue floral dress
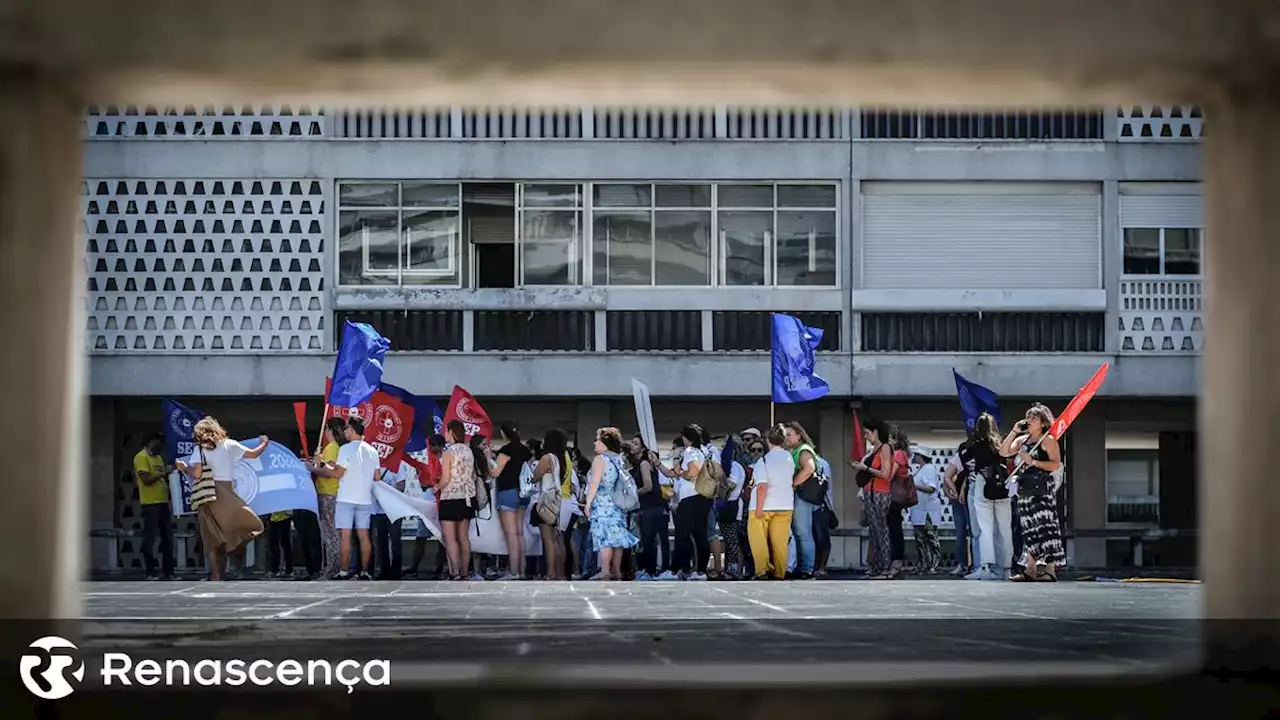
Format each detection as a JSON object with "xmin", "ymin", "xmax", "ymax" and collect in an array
[{"xmin": 590, "ymin": 452, "xmax": 639, "ymax": 551}]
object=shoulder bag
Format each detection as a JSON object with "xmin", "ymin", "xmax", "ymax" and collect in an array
[
  {"xmin": 612, "ymin": 456, "xmax": 640, "ymax": 512},
  {"xmin": 535, "ymin": 455, "xmax": 562, "ymax": 525},
  {"xmin": 795, "ymin": 446, "xmax": 829, "ymax": 506},
  {"xmin": 189, "ymin": 447, "xmax": 218, "ymax": 510}
]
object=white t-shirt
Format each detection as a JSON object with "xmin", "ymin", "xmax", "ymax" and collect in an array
[
  {"xmin": 908, "ymin": 462, "xmax": 942, "ymax": 525},
  {"xmin": 335, "ymin": 440, "xmax": 381, "ymax": 506},
  {"xmin": 188, "ymin": 439, "xmax": 251, "ymax": 482},
  {"xmin": 751, "ymin": 448, "xmax": 796, "ymax": 512},
  {"xmin": 727, "ymin": 460, "xmax": 746, "ymax": 502},
  {"xmin": 677, "ymin": 447, "xmax": 705, "ymax": 501}
]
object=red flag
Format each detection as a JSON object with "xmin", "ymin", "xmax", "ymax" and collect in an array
[
  {"xmin": 850, "ymin": 408, "xmax": 866, "ymax": 462},
  {"xmin": 324, "ymin": 377, "xmax": 415, "ymax": 470},
  {"xmin": 1049, "ymin": 363, "xmax": 1109, "ymax": 440},
  {"xmin": 441, "ymin": 385, "xmax": 492, "ymax": 441},
  {"xmin": 292, "ymin": 402, "xmax": 309, "ymax": 457}
]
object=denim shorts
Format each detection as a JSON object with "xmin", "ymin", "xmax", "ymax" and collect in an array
[
  {"xmin": 496, "ymin": 488, "xmax": 527, "ymax": 511},
  {"xmin": 335, "ymin": 501, "xmax": 372, "ymax": 530}
]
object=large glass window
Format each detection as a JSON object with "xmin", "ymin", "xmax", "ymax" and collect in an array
[
  {"xmin": 520, "ymin": 184, "xmax": 583, "ymax": 286},
  {"xmin": 337, "ymin": 181, "xmax": 460, "ymax": 286},
  {"xmin": 1123, "ymin": 227, "xmax": 1201, "ymax": 276},
  {"xmin": 590, "ymin": 182, "xmax": 836, "ymax": 288},
  {"xmin": 591, "ymin": 183, "xmax": 713, "ymax": 286},
  {"xmin": 717, "ymin": 183, "xmax": 838, "ymax": 287}
]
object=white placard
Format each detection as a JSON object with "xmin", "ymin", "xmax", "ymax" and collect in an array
[{"xmin": 631, "ymin": 378, "xmax": 658, "ymax": 451}]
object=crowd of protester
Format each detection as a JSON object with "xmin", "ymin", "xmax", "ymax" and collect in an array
[{"xmin": 132, "ymin": 405, "xmax": 1065, "ymax": 583}]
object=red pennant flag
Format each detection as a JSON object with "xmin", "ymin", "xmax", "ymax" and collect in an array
[
  {"xmin": 850, "ymin": 408, "xmax": 866, "ymax": 462},
  {"xmin": 324, "ymin": 377, "xmax": 415, "ymax": 470},
  {"xmin": 1050, "ymin": 363, "xmax": 1109, "ymax": 440},
  {"xmin": 441, "ymin": 385, "xmax": 492, "ymax": 441},
  {"xmin": 293, "ymin": 402, "xmax": 309, "ymax": 457}
]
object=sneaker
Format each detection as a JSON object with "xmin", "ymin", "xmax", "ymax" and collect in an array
[
  {"xmin": 634, "ymin": 571, "xmax": 653, "ymax": 581},
  {"xmin": 469, "ymin": 573, "xmax": 485, "ymax": 581},
  {"xmin": 963, "ymin": 567, "xmax": 985, "ymax": 580},
  {"xmin": 949, "ymin": 565, "xmax": 967, "ymax": 577},
  {"xmin": 145, "ymin": 574, "xmax": 159, "ymax": 581},
  {"xmin": 357, "ymin": 571, "xmax": 373, "ymax": 581},
  {"xmin": 655, "ymin": 571, "xmax": 680, "ymax": 581},
  {"xmin": 686, "ymin": 572, "xmax": 707, "ymax": 581},
  {"xmin": 333, "ymin": 570, "xmax": 352, "ymax": 580},
  {"xmin": 495, "ymin": 572, "xmax": 517, "ymax": 581},
  {"xmin": 298, "ymin": 573, "xmax": 314, "ymax": 581}
]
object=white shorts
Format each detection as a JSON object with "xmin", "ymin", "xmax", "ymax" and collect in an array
[{"xmin": 335, "ymin": 501, "xmax": 372, "ymax": 530}]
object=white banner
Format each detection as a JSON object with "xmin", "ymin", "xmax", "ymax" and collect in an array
[
  {"xmin": 371, "ymin": 483, "xmax": 441, "ymax": 539},
  {"xmin": 631, "ymin": 378, "xmax": 657, "ymax": 451}
]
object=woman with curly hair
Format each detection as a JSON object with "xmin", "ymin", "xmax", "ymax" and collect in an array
[
  {"xmin": 175, "ymin": 417, "xmax": 268, "ymax": 580},
  {"xmin": 1000, "ymin": 403, "xmax": 1066, "ymax": 582}
]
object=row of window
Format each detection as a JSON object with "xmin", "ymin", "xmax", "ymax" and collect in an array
[{"xmin": 336, "ymin": 181, "xmax": 839, "ymax": 289}]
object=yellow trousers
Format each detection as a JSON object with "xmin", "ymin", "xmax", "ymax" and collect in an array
[{"xmin": 748, "ymin": 510, "xmax": 793, "ymax": 579}]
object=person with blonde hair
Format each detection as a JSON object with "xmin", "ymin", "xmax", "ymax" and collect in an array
[
  {"xmin": 583, "ymin": 426, "xmax": 639, "ymax": 580},
  {"xmin": 175, "ymin": 417, "xmax": 268, "ymax": 581}
]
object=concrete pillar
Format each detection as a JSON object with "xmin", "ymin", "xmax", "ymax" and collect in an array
[
  {"xmin": 1201, "ymin": 88, "xmax": 1280, "ymax": 629},
  {"xmin": 88, "ymin": 398, "xmax": 117, "ymax": 573},
  {"xmin": 817, "ymin": 400, "xmax": 852, "ymax": 567},
  {"xmin": 0, "ymin": 73, "xmax": 85, "ymax": 620},
  {"xmin": 574, "ymin": 401, "xmax": 612, "ymax": 458},
  {"xmin": 1067, "ymin": 405, "xmax": 1107, "ymax": 568},
  {"xmin": 1101, "ymin": 180, "xmax": 1121, "ymax": 355}
]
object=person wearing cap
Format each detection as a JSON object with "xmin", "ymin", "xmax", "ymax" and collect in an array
[{"xmin": 907, "ymin": 445, "xmax": 942, "ymax": 574}]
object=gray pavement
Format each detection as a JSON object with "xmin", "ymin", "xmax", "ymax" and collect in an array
[{"xmin": 77, "ymin": 578, "xmax": 1204, "ymax": 676}]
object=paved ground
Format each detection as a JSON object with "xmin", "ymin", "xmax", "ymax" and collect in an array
[{"xmin": 77, "ymin": 578, "xmax": 1203, "ymax": 679}]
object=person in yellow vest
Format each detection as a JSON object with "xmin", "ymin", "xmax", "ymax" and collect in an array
[
  {"xmin": 308, "ymin": 417, "xmax": 346, "ymax": 578},
  {"xmin": 133, "ymin": 433, "xmax": 175, "ymax": 580}
]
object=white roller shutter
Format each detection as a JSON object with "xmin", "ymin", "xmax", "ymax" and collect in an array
[
  {"xmin": 861, "ymin": 182, "xmax": 1102, "ymax": 290},
  {"xmin": 1120, "ymin": 184, "xmax": 1203, "ymax": 228}
]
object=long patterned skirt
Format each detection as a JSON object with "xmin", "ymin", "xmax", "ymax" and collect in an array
[
  {"xmin": 1016, "ymin": 492, "xmax": 1065, "ymax": 566},
  {"xmin": 864, "ymin": 491, "xmax": 892, "ymax": 575}
]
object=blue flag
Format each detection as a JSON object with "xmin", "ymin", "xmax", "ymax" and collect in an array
[
  {"xmin": 328, "ymin": 321, "xmax": 391, "ymax": 407},
  {"xmin": 170, "ymin": 439, "xmax": 318, "ymax": 517},
  {"xmin": 161, "ymin": 398, "xmax": 205, "ymax": 465},
  {"xmin": 379, "ymin": 383, "xmax": 443, "ymax": 453},
  {"xmin": 770, "ymin": 314, "xmax": 830, "ymax": 403},
  {"xmin": 953, "ymin": 369, "xmax": 1002, "ymax": 432}
]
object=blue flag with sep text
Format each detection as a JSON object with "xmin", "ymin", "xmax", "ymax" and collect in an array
[
  {"xmin": 953, "ymin": 369, "xmax": 1002, "ymax": 432},
  {"xmin": 770, "ymin": 314, "xmax": 830, "ymax": 403},
  {"xmin": 379, "ymin": 383, "xmax": 443, "ymax": 453},
  {"xmin": 328, "ymin": 321, "xmax": 391, "ymax": 407}
]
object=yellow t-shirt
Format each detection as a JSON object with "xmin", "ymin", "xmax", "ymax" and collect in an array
[
  {"xmin": 314, "ymin": 441, "xmax": 340, "ymax": 496},
  {"xmin": 133, "ymin": 448, "xmax": 169, "ymax": 506}
]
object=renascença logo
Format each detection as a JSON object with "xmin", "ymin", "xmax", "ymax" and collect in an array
[
  {"xmin": 17, "ymin": 636, "xmax": 390, "ymax": 698},
  {"xmin": 20, "ymin": 636, "xmax": 85, "ymax": 699}
]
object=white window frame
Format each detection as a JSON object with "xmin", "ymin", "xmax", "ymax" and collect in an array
[
  {"xmin": 517, "ymin": 182, "xmax": 584, "ymax": 287},
  {"xmin": 1120, "ymin": 226, "xmax": 1204, "ymax": 278},
  {"xmin": 336, "ymin": 180, "xmax": 462, "ymax": 287}
]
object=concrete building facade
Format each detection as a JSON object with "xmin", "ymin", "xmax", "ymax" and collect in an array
[{"xmin": 82, "ymin": 105, "xmax": 1202, "ymax": 573}]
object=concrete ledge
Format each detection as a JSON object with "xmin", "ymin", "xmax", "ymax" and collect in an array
[{"xmin": 89, "ymin": 351, "xmax": 1196, "ymax": 398}]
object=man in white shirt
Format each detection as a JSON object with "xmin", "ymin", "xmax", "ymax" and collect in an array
[
  {"xmin": 908, "ymin": 446, "xmax": 943, "ymax": 574},
  {"xmin": 330, "ymin": 417, "xmax": 381, "ymax": 580}
]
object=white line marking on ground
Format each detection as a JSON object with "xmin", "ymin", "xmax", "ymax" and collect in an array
[
  {"xmin": 708, "ymin": 585, "xmax": 790, "ymax": 613},
  {"xmin": 569, "ymin": 582, "xmax": 604, "ymax": 620},
  {"xmin": 265, "ymin": 597, "xmax": 339, "ymax": 619}
]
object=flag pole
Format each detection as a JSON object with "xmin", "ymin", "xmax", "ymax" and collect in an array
[
  {"xmin": 770, "ymin": 402, "xmax": 775, "ymax": 427},
  {"xmin": 315, "ymin": 402, "xmax": 330, "ymax": 458}
]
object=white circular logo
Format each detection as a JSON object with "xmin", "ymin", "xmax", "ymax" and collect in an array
[
  {"xmin": 19, "ymin": 636, "xmax": 85, "ymax": 699},
  {"xmin": 231, "ymin": 459, "xmax": 261, "ymax": 504},
  {"xmin": 372, "ymin": 404, "xmax": 404, "ymax": 445}
]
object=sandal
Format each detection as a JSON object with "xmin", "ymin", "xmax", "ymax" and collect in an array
[
  {"xmin": 1035, "ymin": 570, "xmax": 1058, "ymax": 582},
  {"xmin": 1009, "ymin": 571, "xmax": 1037, "ymax": 582}
]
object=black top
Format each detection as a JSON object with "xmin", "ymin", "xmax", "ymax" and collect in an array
[
  {"xmin": 958, "ymin": 440, "xmax": 1004, "ymax": 487},
  {"xmin": 495, "ymin": 442, "xmax": 532, "ymax": 492},
  {"xmin": 635, "ymin": 458, "xmax": 665, "ymax": 509}
]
